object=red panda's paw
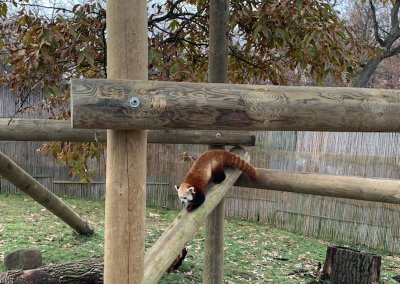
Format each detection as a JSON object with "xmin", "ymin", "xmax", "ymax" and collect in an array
[
  {"xmin": 186, "ymin": 203, "xmax": 194, "ymax": 212},
  {"xmin": 186, "ymin": 192, "xmax": 205, "ymax": 212}
]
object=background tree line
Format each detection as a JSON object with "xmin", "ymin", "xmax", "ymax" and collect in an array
[{"xmin": 0, "ymin": 0, "xmax": 399, "ymax": 181}]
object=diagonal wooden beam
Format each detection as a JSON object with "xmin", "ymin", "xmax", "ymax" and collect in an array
[
  {"xmin": 0, "ymin": 151, "xmax": 93, "ymax": 234},
  {"xmin": 143, "ymin": 147, "xmax": 249, "ymax": 284}
]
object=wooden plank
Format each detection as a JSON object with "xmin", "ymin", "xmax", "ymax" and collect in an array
[
  {"xmin": 0, "ymin": 151, "xmax": 93, "ymax": 234},
  {"xmin": 0, "ymin": 118, "xmax": 255, "ymax": 145},
  {"xmin": 235, "ymin": 169, "xmax": 400, "ymax": 204},
  {"xmin": 144, "ymin": 147, "xmax": 249, "ymax": 284},
  {"xmin": 71, "ymin": 79, "xmax": 400, "ymax": 131},
  {"xmin": 203, "ymin": 1, "xmax": 229, "ymax": 283},
  {"xmin": 103, "ymin": 0, "xmax": 147, "ymax": 283}
]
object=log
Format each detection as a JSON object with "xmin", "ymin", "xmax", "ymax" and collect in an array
[
  {"xmin": 203, "ymin": 1, "xmax": 229, "ymax": 283},
  {"xmin": 0, "ymin": 258, "xmax": 103, "ymax": 284},
  {"xmin": 0, "ymin": 118, "xmax": 255, "ymax": 145},
  {"xmin": 71, "ymin": 79, "xmax": 400, "ymax": 131},
  {"xmin": 322, "ymin": 246, "xmax": 381, "ymax": 283},
  {"xmin": 235, "ymin": 169, "xmax": 400, "ymax": 204},
  {"xmin": 104, "ymin": 0, "xmax": 147, "ymax": 283},
  {"xmin": 144, "ymin": 147, "xmax": 249, "ymax": 284},
  {"xmin": 0, "ymin": 151, "xmax": 93, "ymax": 234}
]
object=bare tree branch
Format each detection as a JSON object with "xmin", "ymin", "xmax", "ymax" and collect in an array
[
  {"xmin": 390, "ymin": 0, "xmax": 400, "ymax": 31},
  {"xmin": 369, "ymin": 0, "xmax": 385, "ymax": 46},
  {"xmin": 382, "ymin": 42, "xmax": 400, "ymax": 58}
]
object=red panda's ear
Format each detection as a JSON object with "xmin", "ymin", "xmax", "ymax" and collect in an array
[
  {"xmin": 175, "ymin": 185, "xmax": 179, "ymax": 191},
  {"xmin": 189, "ymin": 187, "xmax": 195, "ymax": 194}
]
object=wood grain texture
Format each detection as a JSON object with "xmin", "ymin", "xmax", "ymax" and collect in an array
[
  {"xmin": 104, "ymin": 0, "xmax": 147, "ymax": 283},
  {"xmin": 71, "ymin": 79, "xmax": 400, "ymax": 131},
  {"xmin": 0, "ymin": 151, "xmax": 93, "ymax": 234},
  {"xmin": 235, "ymin": 169, "xmax": 400, "ymax": 204},
  {"xmin": 143, "ymin": 147, "xmax": 249, "ymax": 284},
  {"xmin": 204, "ymin": 144, "xmax": 226, "ymax": 284},
  {"xmin": 105, "ymin": 130, "xmax": 146, "ymax": 283},
  {"xmin": 0, "ymin": 118, "xmax": 255, "ymax": 145},
  {"xmin": 0, "ymin": 258, "xmax": 103, "ymax": 284},
  {"xmin": 204, "ymin": 2, "xmax": 229, "ymax": 282}
]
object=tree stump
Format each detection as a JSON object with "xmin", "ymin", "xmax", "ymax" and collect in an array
[
  {"xmin": 322, "ymin": 246, "xmax": 381, "ymax": 284},
  {"xmin": 4, "ymin": 248, "xmax": 42, "ymax": 271}
]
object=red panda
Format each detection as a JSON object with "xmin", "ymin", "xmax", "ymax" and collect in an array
[
  {"xmin": 166, "ymin": 247, "xmax": 188, "ymax": 273},
  {"xmin": 175, "ymin": 149, "xmax": 258, "ymax": 212}
]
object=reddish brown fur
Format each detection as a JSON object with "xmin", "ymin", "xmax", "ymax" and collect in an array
[{"xmin": 183, "ymin": 150, "xmax": 258, "ymax": 193}]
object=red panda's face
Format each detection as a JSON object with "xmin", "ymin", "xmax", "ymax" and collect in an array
[{"xmin": 175, "ymin": 183, "xmax": 195, "ymax": 204}]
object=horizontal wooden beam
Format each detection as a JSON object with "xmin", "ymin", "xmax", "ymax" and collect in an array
[
  {"xmin": 144, "ymin": 147, "xmax": 249, "ymax": 283},
  {"xmin": 0, "ymin": 118, "xmax": 255, "ymax": 145},
  {"xmin": 235, "ymin": 169, "xmax": 400, "ymax": 204},
  {"xmin": 71, "ymin": 79, "xmax": 400, "ymax": 131}
]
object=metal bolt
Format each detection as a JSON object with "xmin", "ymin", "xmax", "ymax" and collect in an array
[
  {"xmin": 129, "ymin": 96, "xmax": 140, "ymax": 108},
  {"xmin": 216, "ymin": 132, "xmax": 222, "ymax": 139}
]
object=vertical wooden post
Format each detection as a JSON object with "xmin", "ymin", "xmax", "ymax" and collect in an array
[
  {"xmin": 104, "ymin": 0, "xmax": 147, "ymax": 283},
  {"xmin": 203, "ymin": 0, "xmax": 229, "ymax": 283}
]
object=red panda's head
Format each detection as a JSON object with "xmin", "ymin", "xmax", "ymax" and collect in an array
[{"xmin": 175, "ymin": 183, "xmax": 195, "ymax": 204}]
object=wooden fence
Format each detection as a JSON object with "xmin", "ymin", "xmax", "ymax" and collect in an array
[{"xmin": 1, "ymin": 87, "xmax": 400, "ymax": 253}]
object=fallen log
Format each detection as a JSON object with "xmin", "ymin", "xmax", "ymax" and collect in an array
[
  {"xmin": 0, "ymin": 258, "xmax": 103, "ymax": 284},
  {"xmin": 0, "ymin": 251, "xmax": 187, "ymax": 284},
  {"xmin": 0, "ymin": 151, "xmax": 93, "ymax": 234}
]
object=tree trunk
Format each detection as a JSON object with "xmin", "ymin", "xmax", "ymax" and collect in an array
[
  {"xmin": 353, "ymin": 58, "xmax": 382, "ymax": 88},
  {"xmin": 322, "ymin": 246, "xmax": 381, "ymax": 284},
  {"xmin": 0, "ymin": 258, "xmax": 103, "ymax": 284}
]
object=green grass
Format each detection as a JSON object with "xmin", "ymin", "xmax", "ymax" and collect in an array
[{"xmin": 0, "ymin": 194, "xmax": 399, "ymax": 283}]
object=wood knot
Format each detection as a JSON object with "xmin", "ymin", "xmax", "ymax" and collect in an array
[{"xmin": 241, "ymin": 89, "xmax": 288, "ymax": 121}]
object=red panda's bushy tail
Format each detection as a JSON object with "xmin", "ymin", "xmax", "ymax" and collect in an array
[{"xmin": 223, "ymin": 151, "xmax": 258, "ymax": 181}]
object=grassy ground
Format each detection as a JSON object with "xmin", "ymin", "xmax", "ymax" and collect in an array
[{"xmin": 0, "ymin": 194, "xmax": 399, "ymax": 283}]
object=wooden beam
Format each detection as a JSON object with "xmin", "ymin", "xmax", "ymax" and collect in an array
[
  {"xmin": 204, "ymin": 144, "xmax": 226, "ymax": 284},
  {"xmin": 104, "ymin": 0, "xmax": 147, "ymax": 283},
  {"xmin": 203, "ymin": 1, "xmax": 229, "ymax": 283},
  {"xmin": 235, "ymin": 169, "xmax": 400, "ymax": 204},
  {"xmin": 144, "ymin": 147, "xmax": 249, "ymax": 284},
  {"xmin": 0, "ymin": 151, "xmax": 93, "ymax": 234},
  {"xmin": 0, "ymin": 118, "xmax": 255, "ymax": 145},
  {"xmin": 71, "ymin": 79, "xmax": 400, "ymax": 131}
]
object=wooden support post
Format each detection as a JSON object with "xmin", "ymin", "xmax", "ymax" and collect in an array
[
  {"xmin": 104, "ymin": 0, "xmax": 147, "ymax": 283},
  {"xmin": 0, "ymin": 151, "xmax": 93, "ymax": 234},
  {"xmin": 0, "ymin": 118, "xmax": 255, "ymax": 146},
  {"xmin": 144, "ymin": 148, "xmax": 249, "ymax": 284},
  {"xmin": 203, "ymin": 1, "xmax": 229, "ymax": 283},
  {"xmin": 71, "ymin": 79, "xmax": 400, "ymax": 132},
  {"xmin": 235, "ymin": 168, "xmax": 400, "ymax": 204},
  {"xmin": 204, "ymin": 145, "xmax": 225, "ymax": 284}
]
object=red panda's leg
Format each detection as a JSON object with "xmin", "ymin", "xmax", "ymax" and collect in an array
[{"xmin": 211, "ymin": 162, "xmax": 226, "ymax": 184}]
